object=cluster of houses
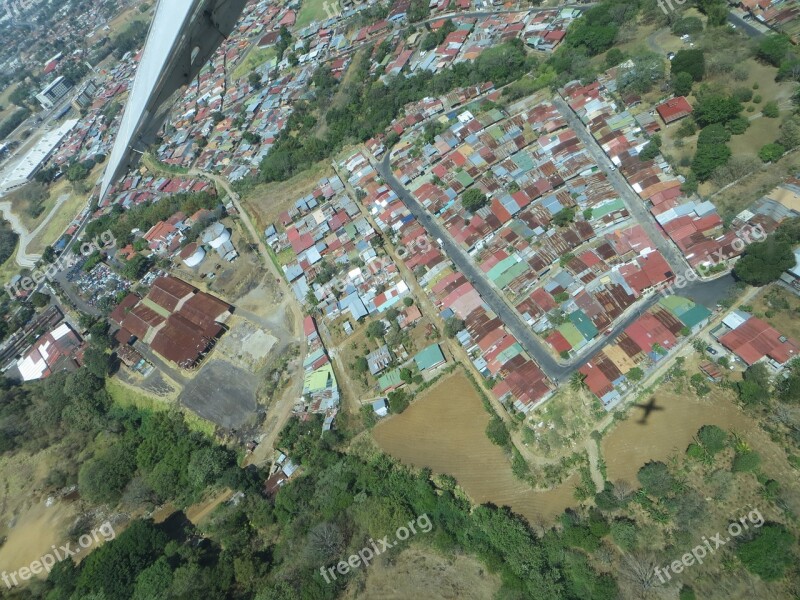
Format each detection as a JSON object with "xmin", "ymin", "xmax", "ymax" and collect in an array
[
  {"xmin": 101, "ymin": 174, "xmax": 214, "ymax": 209},
  {"xmin": 738, "ymin": 0, "xmax": 800, "ymax": 40},
  {"xmin": 299, "ymin": 316, "xmax": 339, "ymax": 432},
  {"xmin": 560, "ymin": 74, "xmax": 744, "ymax": 271},
  {"xmin": 384, "ymin": 95, "xmax": 677, "ymax": 360},
  {"xmin": 340, "ymin": 149, "xmax": 554, "ymax": 413},
  {"xmin": 266, "ymin": 173, "xmax": 411, "ymax": 320},
  {"xmin": 578, "ymin": 296, "xmax": 712, "ymax": 408},
  {"xmin": 713, "ymin": 310, "xmax": 799, "ymax": 370}
]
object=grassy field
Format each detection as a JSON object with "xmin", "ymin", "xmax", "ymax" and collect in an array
[
  {"xmin": 231, "ymin": 46, "xmax": 277, "ymax": 81},
  {"xmin": 0, "ymin": 82, "xmax": 21, "ymax": 123},
  {"xmin": 107, "ymin": 3, "xmax": 152, "ymax": 36},
  {"xmin": 296, "ymin": 0, "xmax": 334, "ymax": 29},
  {"xmin": 107, "ymin": 377, "xmax": 216, "ymax": 437},
  {"xmin": 750, "ymin": 285, "xmax": 800, "ymax": 342},
  {"xmin": 240, "ymin": 159, "xmax": 332, "ymax": 231}
]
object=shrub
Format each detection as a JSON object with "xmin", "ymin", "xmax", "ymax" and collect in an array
[
  {"xmin": 732, "ymin": 451, "xmax": 761, "ymax": 472},
  {"xmin": 759, "ymin": 143, "xmax": 785, "ymax": 163},
  {"xmin": 733, "ymin": 87, "xmax": 753, "ymax": 103},
  {"xmin": 762, "ymin": 101, "xmax": 780, "ymax": 118}
]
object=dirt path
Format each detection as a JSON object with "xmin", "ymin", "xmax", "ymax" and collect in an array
[{"xmin": 584, "ymin": 437, "xmax": 604, "ymax": 492}]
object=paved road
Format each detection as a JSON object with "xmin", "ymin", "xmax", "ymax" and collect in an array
[
  {"xmin": 376, "ymin": 107, "xmax": 737, "ymax": 382},
  {"xmin": 727, "ymin": 11, "xmax": 766, "ymax": 38},
  {"xmin": 552, "ymin": 96, "xmax": 690, "ymax": 276}
]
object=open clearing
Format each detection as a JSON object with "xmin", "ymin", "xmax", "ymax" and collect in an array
[
  {"xmin": 373, "ymin": 372, "xmax": 578, "ymax": 524},
  {"xmin": 343, "ymin": 545, "xmax": 501, "ymax": 600},
  {"xmin": 749, "ymin": 285, "xmax": 800, "ymax": 342},
  {"xmin": 232, "ymin": 46, "xmax": 277, "ymax": 81},
  {"xmin": 241, "ymin": 159, "xmax": 332, "ymax": 231},
  {"xmin": 296, "ymin": 0, "xmax": 334, "ymax": 29},
  {"xmin": 179, "ymin": 359, "xmax": 258, "ymax": 429}
]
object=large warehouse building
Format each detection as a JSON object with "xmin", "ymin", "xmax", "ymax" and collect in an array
[{"xmin": 111, "ymin": 275, "xmax": 233, "ymax": 368}]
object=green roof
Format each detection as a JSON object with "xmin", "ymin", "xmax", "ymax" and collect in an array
[
  {"xmin": 591, "ymin": 198, "xmax": 624, "ymax": 219},
  {"xmin": 495, "ymin": 260, "xmax": 529, "ymax": 289},
  {"xmin": 304, "ymin": 363, "xmax": 336, "ymax": 394},
  {"xmin": 658, "ymin": 295, "xmax": 693, "ymax": 316},
  {"xmin": 569, "ymin": 309, "xmax": 598, "ymax": 340},
  {"xmin": 677, "ymin": 304, "xmax": 712, "ymax": 329},
  {"xmin": 558, "ymin": 322, "xmax": 585, "ymax": 348},
  {"xmin": 487, "ymin": 255, "xmax": 520, "ymax": 282},
  {"xmin": 455, "ymin": 171, "xmax": 473, "ymax": 187},
  {"xmin": 497, "ymin": 342, "xmax": 523, "ymax": 365},
  {"xmin": 414, "ymin": 343, "xmax": 446, "ymax": 371},
  {"xmin": 378, "ymin": 369, "xmax": 402, "ymax": 391}
]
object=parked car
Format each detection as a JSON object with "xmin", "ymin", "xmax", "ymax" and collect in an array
[{"xmin": 706, "ymin": 346, "xmax": 718, "ymax": 355}]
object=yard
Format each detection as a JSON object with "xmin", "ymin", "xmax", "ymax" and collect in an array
[
  {"xmin": 295, "ymin": 0, "xmax": 335, "ymax": 29},
  {"xmin": 231, "ymin": 46, "xmax": 277, "ymax": 82},
  {"xmin": 748, "ymin": 285, "xmax": 800, "ymax": 343}
]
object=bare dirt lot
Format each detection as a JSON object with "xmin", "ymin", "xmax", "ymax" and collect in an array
[
  {"xmin": 180, "ymin": 359, "xmax": 259, "ymax": 429},
  {"xmin": 373, "ymin": 372, "xmax": 578, "ymax": 524}
]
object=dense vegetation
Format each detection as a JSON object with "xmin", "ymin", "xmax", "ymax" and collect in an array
[
  {"xmin": 0, "ymin": 108, "xmax": 30, "ymax": 141},
  {"xmin": 734, "ymin": 218, "xmax": 800, "ymax": 285},
  {"xmin": 0, "ymin": 218, "xmax": 18, "ymax": 267}
]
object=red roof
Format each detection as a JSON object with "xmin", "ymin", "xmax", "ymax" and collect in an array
[
  {"xmin": 719, "ymin": 317, "xmax": 799, "ymax": 366},
  {"xmin": 656, "ymin": 97, "xmax": 693, "ymax": 123}
]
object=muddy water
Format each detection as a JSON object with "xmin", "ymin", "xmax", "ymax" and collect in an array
[
  {"xmin": 373, "ymin": 373, "xmax": 577, "ymax": 524},
  {"xmin": 602, "ymin": 388, "xmax": 753, "ymax": 484}
]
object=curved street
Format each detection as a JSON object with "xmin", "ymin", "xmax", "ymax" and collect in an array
[{"xmin": 376, "ymin": 135, "xmax": 736, "ymax": 383}]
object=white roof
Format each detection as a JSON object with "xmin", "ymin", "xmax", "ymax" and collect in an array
[{"xmin": 1, "ymin": 120, "xmax": 79, "ymax": 190}]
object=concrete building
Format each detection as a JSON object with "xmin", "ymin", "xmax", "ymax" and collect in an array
[
  {"xmin": 0, "ymin": 119, "xmax": 79, "ymax": 190},
  {"xmin": 72, "ymin": 79, "xmax": 100, "ymax": 111},
  {"xmin": 35, "ymin": 75, "xmax": 73, "ymax": 109}
]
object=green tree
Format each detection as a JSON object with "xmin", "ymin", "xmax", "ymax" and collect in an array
[
  {"xmin": 697, "ymin": 424, "xmax": 727, "ymax": 454},
  {"xmin": 671, "ymin": 49, "xmax": 705, "ymax": 81},
  {"xmin": 627, "ymin": 367, "xmax": 643, "ymax": 381},
  {"xmin": 734, "ymin": 233, "xmax": 794, "ymax": 284},
  {"xmin": 485, "ymin": 415, "xmax": 510, "ymax": 448},
  {"xmin": 756, "ymin": 34, "xmax": 791, "ymax": 67},
  {"xmin": 762, "ymin": 101, "xmax": 780, "ymax": 118},
  {"xmin": 444, "ymin": 317, "xmax": 465, "ymax": 337},
  {"xmin": 78, "ymin": 443, "xmax": 137, "ymax": 504},
  {"xmin": 736, "ymin": 524, "xmax": 795, "ymax": 580},
  {"xmin": 732, "ymin": 450, "xmax": 761, "ymax": 472},
  {"xmin": 552, "ymin": 206, "xmax": 576, "ymax": 227},
  {"xmin": 637, "ymin": 461, "xmax": 675, "ymax": 497},
  {"xmin": 693, "ymin": 92, "xmax": 741, "ymax": 127},
  {"xmin": 672, "ymin": 71, "xmax": 694, "ymax": 96},
  {"xmin": 83, "ymin": 347, "xmax": 112, "ymax": 379},
  {"xmin": 759, "ymin": 143, "xmax": 786, "ymax": 163},
  {"xmin": 462, "ymin": 188, "xmax": 488, "ymax": 212}
]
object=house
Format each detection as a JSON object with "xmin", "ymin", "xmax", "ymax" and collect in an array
[
  {"xmin": 414, "ymin": 343, "xmax": 446, "ymax": 371},
  {"xmin": 699, "ymin": 361, "xmax": 723, "ymax": 382},
  {"xmin": 16, "ymin": 323, "xmax": 83, "ymax": 381},
  {"xmin": 719, "ymin": 315, "xmax": 799, "ymax": 368},
  {"xmin": 372, "ymin": 398, "xmax": 389, "ymax": 417},
  {"xmin": 366, "ymin": 345, "xmax": 391, "ymax": 375},
  {"xmin": 656, "ymin": 96, "xmax": 693, "ymax": 124}
]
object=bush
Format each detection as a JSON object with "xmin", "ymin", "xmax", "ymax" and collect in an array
[
  {"xmin": 698, "ymin": 424, "xmax": 728, "ymax": 454},
  {"xmin": 671, "ymin": 49, "xmax": 705, "ymax": 81},
  {"xmin": 671, "ymin": 16, "xmax": 703, "ymax": 36},
  {"xmin": 759, "ymin": 143, "xmax": 785, "ymax": 163},
  {"xmin": 485, "ymin": 416, "xmax": 510, "ymax": 448},
  {"xmin": 736, "ymin": 524, "xmax": 795, "ymax": 581},
  {"xmin": 733, "ymin": 87, "xmax": 753, "ymax": 103},
  {"xmin": 732, "ymin": 451, "xmax": 761, "ymax": 472},
  {"xmin": 727, "ymin": 117, "xmax": 750, "ymax": 135},
  {"xmin": 762, "ymin": 101, "xmax": 780, "ymax": 118}
]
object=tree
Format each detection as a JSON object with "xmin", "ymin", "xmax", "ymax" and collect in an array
[
  {"xmin": 66, "ymin": 161, "xmax": 90, "ymax": 182},
  {"xmin": 570, "ymin": 372, "xmax": 587, "ymax": 391},
  {"xmin": 617, "ymin": 51, "xmax": 665, "ymax": 94},
  {"xmin": 83, "ymin": 347, "xmax": 112, "ymax": 379},
  {"xmin": 697, "ymin": 424, "xmax": 727, "ymax": 454},
  {"xmin": 366, "ymin": 320, "xmax": 386, "ymax": 338},
  {"xmin": 637, "ymin": 461, "xmax": 675, "ymax": 497},
  {"xmin": 778, "ymin": 114, "xmax": 800, "ymax": 149},
  {"xmin": 756, "ymin": 34, "xmax": 791, "ymax": 67},
  {"xmin": 759, "ymin": 143, "xmax": 785, "ymax": 163},
  {"xmin": 672, "ymin": 71, "xmax": 694, "ymax": 96},
  {"xmin": 732, "ymin": 450, "xmax": 761, "ymax": 472},
  {"xmin": 736, "ymin": 524, "xmax": 795, "ymax": 581},
  {"xmin": 485, "ymin": 416, "xmax": 510, "ymax": 447},
  {"xmin": 605, "ymin": 48, "xmax": 624, "ymax": 68},
  {"xmin": 692, "ymin": 141, "xmax": 731, "ymax": 181},
  {"xmin": 30, "ymin": 291, "xmax": 50, "ymax": 308},
  {"xmin": 762, "ymin": 101, "xmax": 780, "ymax": 118},
  {"xmin": 78, "ymin": 443, "xmax": 137, "ymax": 504},
  {"xmin": 552, "ymin": 206, "xmax": 576, "ymax": 227},
  {"xmin": 627, "ymin": 367, "xmax": 643, "ymax": 381},
  {"xmin": 671, "ymin": 16, "xmax": 703, "ymax": 36},
  {"xmin": 693, "ymin": 92, "xmax": 741, "ymax": 127},
  {"xmin": 735, "ymin": 235, "xmax": 794, "ymax": 285},
  {"xmin": 671, "ymin": 49, "xmax": 705, "ymax": 81},
  {"xmin": 462, "ymin": 188, "xmax": 488, "ymax": 212},
  {"xmin": 444, "ymin": 317, "xmax": 465, "ymax": 337},
  {"xmin": 387, "ymin": 389, "xmax": 410, "ymax": 413}
]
